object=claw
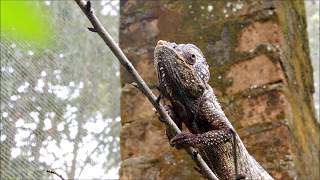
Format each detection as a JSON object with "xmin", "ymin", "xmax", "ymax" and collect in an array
[
  {"xmin": 158, "ymin": 105, "xmax": 174, "ymax": 123},
  {"xmin": 164, "ymin": 104, "xmax": 173, "ymax": 116},
  {"xmin": 170, "ymin": 132, "xmax": 195, "ymax": 149}
]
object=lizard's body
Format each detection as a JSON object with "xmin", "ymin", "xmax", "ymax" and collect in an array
[{"xmin": 154, "ymin": 40, "xmax": 273, "ymax": 180}]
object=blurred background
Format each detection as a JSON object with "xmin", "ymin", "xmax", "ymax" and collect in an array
[
  {"xmin": 0, "ymin": 0, "xmax": 318, "ymax": 180},
  {"xmin": 1, "ymin": 1, "xmax": 120, "ymax": 179}
]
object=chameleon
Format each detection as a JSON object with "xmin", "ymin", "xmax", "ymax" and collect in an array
[{"xmin": 154, "ymin": 40, "xmax": 273, "ymax": 180}]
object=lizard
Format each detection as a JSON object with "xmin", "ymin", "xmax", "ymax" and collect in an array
[{"xmin": 154, "ymin": 40, "xmax": 273, "ymax": 180}]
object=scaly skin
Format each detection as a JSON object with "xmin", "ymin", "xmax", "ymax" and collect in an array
[{"xmin": 154, "ymin": 40, "xmax": 273, "ymax": 180}]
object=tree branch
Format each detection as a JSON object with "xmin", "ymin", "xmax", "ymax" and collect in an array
[
  {"xmin": 73, "ymin": 0, "xmax": 219, "ymax": 179},
  {"xmin": 46, "ymin": 169, "xmax": 65, "ymax": 180}
]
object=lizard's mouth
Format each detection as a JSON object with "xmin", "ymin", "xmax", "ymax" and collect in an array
[{"xmin": 154, "ymin": 40, "xmax": 186, "ymax": 82}]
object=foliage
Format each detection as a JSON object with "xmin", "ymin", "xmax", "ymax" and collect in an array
[{"xmin": 0, "ymin": 1, "xmax": 53, "ymax": 46}]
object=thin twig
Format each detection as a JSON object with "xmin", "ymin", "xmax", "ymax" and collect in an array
[
  {"xmin": 46, "ymin": 169, "xmax": 65, "ymax": 180},
  {"xmin": 73, "ymin": 0, "xmax": 219, "ymax": 179}
]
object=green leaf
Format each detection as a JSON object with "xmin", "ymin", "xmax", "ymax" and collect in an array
[{"xmin": 1, "ymin": 1, "xmax": 54, "ymax": 47}]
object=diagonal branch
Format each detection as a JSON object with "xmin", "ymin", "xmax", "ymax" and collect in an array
[
  {"xmin": 73, "ymin": 0, "xmax": 219, "ymax": 179},
  {"xmin": 47, "ymin": 169, "xmax": 65, "ymax": 180}
]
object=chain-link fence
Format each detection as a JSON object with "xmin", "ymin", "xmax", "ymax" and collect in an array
[{"xmin": 1, "ymin": 1, "xmax": 120, "ymax": 179}]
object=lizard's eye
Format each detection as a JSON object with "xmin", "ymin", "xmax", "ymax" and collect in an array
[{"xmin": 187, "ymin": 53, "xmax": 196, "ymax": 65}]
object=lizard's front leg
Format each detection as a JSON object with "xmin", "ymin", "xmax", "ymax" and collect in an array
[
  {"xmin": 170, "ymin": 96, "xmax": 233, "ymax": 149},
  {"xmin": 170, "ymin": 125, "xmax": 233, "ymax": 148}
]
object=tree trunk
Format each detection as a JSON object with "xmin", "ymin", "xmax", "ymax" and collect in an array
[{"xmin": 119, "ymin": 0, "xmax": 319, "ymax": 179}]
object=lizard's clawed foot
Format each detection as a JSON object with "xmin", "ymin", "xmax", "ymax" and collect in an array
[
  {"xmin": 159, "ymin": 104, "xmax": 176, "ymax": 122},
  {"xmin": 170, "ymin": 132, "xmax": 196, "ymax": 149},
  {"xmin": 164, "ymin": 104, "xmax": 175, "ymax": 118}
]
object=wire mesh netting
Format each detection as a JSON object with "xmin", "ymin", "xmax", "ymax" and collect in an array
[{"xmin": 1, "ymin": 1, "xmax": 120, "ymax": 179}]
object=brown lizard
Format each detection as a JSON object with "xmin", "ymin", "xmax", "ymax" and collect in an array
[{"xmin": 154, "ymin": 40, "xmax": 273, "ymax": 180}]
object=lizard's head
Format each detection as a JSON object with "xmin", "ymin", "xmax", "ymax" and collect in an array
[{"xmin": 154, "ymin": 40, "xmax": 210, "ymax": 99}]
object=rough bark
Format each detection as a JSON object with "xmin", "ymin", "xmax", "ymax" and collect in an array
[{"xmin": 120, "ymin": 0, "xmax": 319, "ymax": 179}]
